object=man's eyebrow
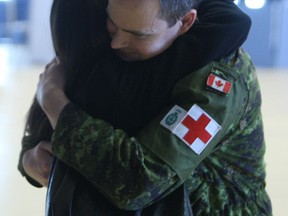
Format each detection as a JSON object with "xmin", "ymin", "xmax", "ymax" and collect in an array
[{"xmin": 106, "ymin": 13, "xmax": 153, "ymax": 36}]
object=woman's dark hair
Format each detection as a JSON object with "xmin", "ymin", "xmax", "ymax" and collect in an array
[{"xmin": 24, "ymin": 0, "xmax": 109, "ymax": 142}]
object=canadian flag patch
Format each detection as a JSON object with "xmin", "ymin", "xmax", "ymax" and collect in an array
[
  {"xmin": 161, "ymin": 104, "xmax": 221, "ymax": 155},
  {"xmin": 206, "ymin": 74, "xmax": 232, "ymax": 94}
]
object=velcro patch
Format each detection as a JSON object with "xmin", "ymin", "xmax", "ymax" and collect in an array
[{"xmin": 161, "ymin": 104, "xmax": 221, "ymax": 155}]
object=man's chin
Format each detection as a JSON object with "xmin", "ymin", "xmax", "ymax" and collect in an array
[{"xmin": 116, "ymin": 51, "xmax": 138, "ymax": 62}]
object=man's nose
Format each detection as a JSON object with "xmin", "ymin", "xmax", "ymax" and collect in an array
[{"xmin": 110, "ymin": 31, "xmax": 129, "ymax": 49}]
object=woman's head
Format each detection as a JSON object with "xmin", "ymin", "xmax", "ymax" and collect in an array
[
  {"xmin": 50, "ymin": 0, "xmax": 107, "ymax": 63},
  {"xmin": 26, "ymin": 0, "xmax": 109, "ymax": 141}
]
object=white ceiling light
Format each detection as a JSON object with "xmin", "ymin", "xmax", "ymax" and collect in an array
[
  {"xmin": 234, "ymin": 0, "xmax": 240, "ymax": 5},
  {"xmin": 245, "ymin": 0, "xmax": 267, "ymax": 9}
]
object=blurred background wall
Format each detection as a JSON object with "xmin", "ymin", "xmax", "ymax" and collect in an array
[
  {"xmin": 0, "ymin": 0, "xmax": 287, "ymax": 68},
  {"xmin": 238, "ymin": 0, "xmax": 288, "ymax": 68},
  {"xmin": 0, "ymin": 0, "xmax": 54, "ymax": 63}
]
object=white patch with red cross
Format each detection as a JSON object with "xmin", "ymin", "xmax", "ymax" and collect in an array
[{"xmin": 161, "ymin": 104, "xmax": 221, "ymax": 155}]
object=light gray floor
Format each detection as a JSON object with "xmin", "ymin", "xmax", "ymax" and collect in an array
[{"xmin": 0, "ymin": 44, "xmax": 287, "ymax": 215}]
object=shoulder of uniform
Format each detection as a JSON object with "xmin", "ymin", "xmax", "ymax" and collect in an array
[{"xmin": 173, "ymin": 60, "xmax": 236, "ymax": 97}]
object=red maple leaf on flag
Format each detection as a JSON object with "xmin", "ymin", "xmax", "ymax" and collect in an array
[{"xmin": 215, "ymin": 80, "xmax": 223, "ymax": 87}]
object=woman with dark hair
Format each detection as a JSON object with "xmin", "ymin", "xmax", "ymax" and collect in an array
[{"xmin": 18, "ymin": 0, "xmax": 272, "ymax": 215}]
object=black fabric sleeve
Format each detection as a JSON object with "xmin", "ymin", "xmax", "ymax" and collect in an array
[{"xmin": 174, "ymin": 0, "xmax": 252, "ymax": 70}]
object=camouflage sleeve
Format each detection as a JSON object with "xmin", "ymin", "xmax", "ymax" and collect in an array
[
  {"xmin": 137, "ymin": 49, "xmax": 252, "ymax": 176},
  {"xmin": 51, "ymin": 106, "xmax": 180, "ymax": 210},
  {"xmin": 52, "ymin": 49, "xmax": 254, "ymax": 210}
]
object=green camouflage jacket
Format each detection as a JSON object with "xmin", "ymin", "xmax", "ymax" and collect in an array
[{"xmin": 39, "ymin": 49, "xmax": 271, "ymax": 215}]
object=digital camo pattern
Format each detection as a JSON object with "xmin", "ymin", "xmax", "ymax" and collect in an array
[
  {"xmin": 19, "ymin": 48, "xmax": 272, "ymax": 215},
  {"xmin": 49, "ymin": 49, "xmax": 271, "ymax": 215},
  {"xmin": 51, "ymin": 105, "xmax": 180, "ymax": 210},
  {"xmin": 185, "ymin": 49, "xmax": 272, "ymax": 215}
]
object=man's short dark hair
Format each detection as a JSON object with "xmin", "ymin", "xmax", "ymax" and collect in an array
[{"xmin": 158, "ymin": 0, "xmax": 199, "ymax": 27}]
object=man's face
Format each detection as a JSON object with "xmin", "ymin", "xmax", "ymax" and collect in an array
[{"xmin": 106, "ymin": 0, "xmax": 182, "ymax": 61}]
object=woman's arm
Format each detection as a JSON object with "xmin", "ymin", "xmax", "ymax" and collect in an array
[{"xmin": 175, "ymin": 0, "xmax": 252, "ymax": 69}]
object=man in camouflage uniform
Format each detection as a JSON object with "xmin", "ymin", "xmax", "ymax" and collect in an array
[{"xmin": 18, "ymin": 0, "xmax": 272, "ymax": 215}]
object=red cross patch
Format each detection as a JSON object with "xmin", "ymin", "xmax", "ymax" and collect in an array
[{"xmin": 162, "ymin": 104, "xmax": 221, "ymax": 155}]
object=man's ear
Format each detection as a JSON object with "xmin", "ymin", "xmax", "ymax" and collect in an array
[{"xmin": 179, "ymin": 9, "xmax": 197, "ymax": 34}]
